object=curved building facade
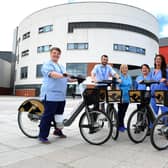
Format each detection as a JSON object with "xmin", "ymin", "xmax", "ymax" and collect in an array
[{"xmin": 14, "ymin": 2, "xmax": 159, "ymax": 96}]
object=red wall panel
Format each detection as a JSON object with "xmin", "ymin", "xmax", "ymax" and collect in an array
[{"xmin": 159, "ymin": 46, "xmax": 168, "ymax": 64}]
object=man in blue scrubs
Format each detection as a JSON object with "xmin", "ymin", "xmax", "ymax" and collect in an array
[
  {"xmin": 91, "ymin": 55, "xmax": 120, "ymax": 111},
  {"xmin": 91, "ymin": 55, "xmax": 120, "ymax": 82},
  {"xmin": 39, "ymin": 47, "xmax": 75, "ymax": 143}
]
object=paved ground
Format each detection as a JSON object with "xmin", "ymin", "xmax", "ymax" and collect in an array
[{"xmin": 0, "ymin": 96, "xmax": 168, "ymax": 168}]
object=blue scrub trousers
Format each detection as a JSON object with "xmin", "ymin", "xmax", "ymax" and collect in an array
[
  {"xmin": 39, "ymin": 101, "xmax": 65, "ymax": 139},
  {"xmin": 151, "ymin": 98, "xmax": 168, "ymax": 115}
]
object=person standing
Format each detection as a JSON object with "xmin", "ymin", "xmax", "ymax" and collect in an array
[
  {"xmin": 151, "ymin": 54, "xmax": 168, "ymax": 115},
  {"xmin": 117, "ymin": 64, "xmax": 132, "ymax": 132},
  {"xmin": 135, "ymin": 64, "xmax": 151, "ymax": 90},
  {"xmin": 91, "ymin": 55, "xmax": 120, "ymax": 82},
  {"xmin": 91, "ymin": 55, "xmax": 120, "ymax": 111},
  {"xmin": 39, "ymin": 47, "xmax": 75, "ymax": 143}
]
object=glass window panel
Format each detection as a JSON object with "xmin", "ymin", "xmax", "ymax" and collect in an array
[
  {"xmin": 66, "ymin": 63, "xmax": 87, "ymax": 76},
  {"xmin": 67, "ymin": 43, "xmax": 75, "ymax": 50},
  {"xmin": 113, "ymin": 43, "xmax": 145, "ymax": 55},
  {"xmin": 39, "ymin": 25, "xmax": 53, "ymax": 33},
  {"xmin": 67, "ymin": 43, "xmax": 88, "ymax": 50},
  {"xmin": 36, "ymin": 64, "xmax": 43, "ymax": 77},
  {"xmin": 20, "ymin": 66, "xmax": 28, "ymax": 79},
  {"xmin": 77, "ymin": 43, "xmax": 85, "ymax": 49},
  {"xmin": 113, "ymin": 44, "xmax": 118, "ymax": 50}
]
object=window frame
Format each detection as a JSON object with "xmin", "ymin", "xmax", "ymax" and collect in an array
[
  {"xmin": 37, "ymin": 45, "xmax": 52, "ymax": 53},
  {"xmin": 36, "ymin": 64, "xmax": 43, "ymax": 78},
  {"xmin": 113, "ymin": 43, "xmax": 146, "ymax": 55},
  {"xmin": 21, "ymin": 50, "xmax": 29, "ymax": 57},
  {"xmin": 38, "ymin": 25, "xmax": 53, "ymax": 34},
  {"xmin": 20, "ymin": 66, "xmax": 28, "ymax": 79},
  {"xmin": 22, "ymin": 32, "xmax": 30, "ymax": 40},
  {"xmin": 67, "ymin": 43, "xmax": 88, "ymax": 50}
]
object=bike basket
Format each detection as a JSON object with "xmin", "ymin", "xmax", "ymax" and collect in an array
[
  {"xmin": 129, "ymin": 90, "xmax": 141, "ymax": 103},
  {"xmin": 155, "ymin": 90, "xmax": 168, "ymax": 106},
  {"xmin": 83, "ymin": 88, "xmax": 99, "ymax": 106},
  {"xmin": 129, "ymin": 90, "xmax": 151, "ymax": 104},
  {"xmin": 107, "ymin": 90, "xmax": 122, "ymax": 103},
  {"xmin": 99, "ymin": 88, "xmax": 107, "ymax": 102}
]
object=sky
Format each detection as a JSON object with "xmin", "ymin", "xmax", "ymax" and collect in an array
[{"xmin": 0, "ymin": 0, "xmax": 168, "ymax": 51}]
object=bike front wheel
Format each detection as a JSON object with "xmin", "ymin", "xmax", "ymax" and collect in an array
[
  {"xmin": 127, "ymin": 109, "xmax": 149, "ymax": 143},
  {"xmin": 150, "ymin": 112, "xmax": 168, "ymax": 150},
  {"xmin": 79, "ymin": 110, "xmax": 112, "ymax": 145},
  {"xmin": 18, "ymin": 99, "xmax": 44, "ymax": 138}
]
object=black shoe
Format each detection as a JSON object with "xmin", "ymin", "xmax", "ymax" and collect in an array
[{"xmin": 53, "ymin": 129, "xmax": 67, "ymax": 138}]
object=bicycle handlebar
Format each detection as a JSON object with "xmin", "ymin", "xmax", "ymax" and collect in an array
[
  {"xmin": 69, "ymin": 75, "xmax": 86, "ymax": 84},
  {"xmin": 139, "ymin": 80, "xmax": 160, "ymax": 86},
  {"xmin": 96, "ymin": 78, "xmax": 120, "ymax": 86}
]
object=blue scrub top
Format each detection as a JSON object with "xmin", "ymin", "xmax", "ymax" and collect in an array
[
  {"xmin": 92, "ymin": 64, "xmax": 116, "ymax": 81},
  {"xmin": 151, "ymin": 69, "xmax": 168, "ymax": 95},
  {"xmin": 118, "ymin": 74, "xmax": 132, "ymax": 103},
  {"xmin": 135, "ymin": 73, "xmax": 151, "ymax": 90},
  {"xmin": 40, "ymin": 60, "xmax": 68, "ymax": 101}
]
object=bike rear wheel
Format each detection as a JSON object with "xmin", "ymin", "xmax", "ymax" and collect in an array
[
  {"xmin": 127, "ymin": 109, "xmax": 149, "ymax": 143},
  {"xmin": 107, "ymin": 104, "xmax": 119, "ymax": 140},
  {"xmin": 79, "ymin": 110, "xmax": 112, "ymax": 145},
  {"xmin": 150, "ymin": 112, "xmax": 168, "ymax": 150},
  {"xmin": 18, "ymin": 99, "xmax": 44, "ymax": 138}
]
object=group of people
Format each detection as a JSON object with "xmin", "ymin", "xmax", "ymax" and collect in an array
[{"xmin": 38, "ymin": 47, "xmax": 168, "ymax": 143}]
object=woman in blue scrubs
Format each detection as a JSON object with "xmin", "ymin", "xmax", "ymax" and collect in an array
[
  {"xmin": 135, "ymin": 64, "xmax": 151, "ymax": 90},
  {"xmin": 135, "ymin": 64, "xmax": 151, "ymax": 110},
  {"xmin": 151, "ymin": 54, "xmax": 168, "ymax": 115},
  {"xmin": 117, "ymin": 64, "xmax": 132, "ymax": 132}
]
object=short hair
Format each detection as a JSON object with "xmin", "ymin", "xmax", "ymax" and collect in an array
[
  {"xmin": 141, "ymin": 64, "xmax": 150, "ymax": 71},
  {"xmin": 101, "ymin": 55, "xmax": 108, "ymax": 58},
  {"xmin": 120, "ymin": 64, "xmax": 128, "ymax": 73},
  {"xmin": 50, "ymin": 47, "xmax": 61, "ymax": 54}
]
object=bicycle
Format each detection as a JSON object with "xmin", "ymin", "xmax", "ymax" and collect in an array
[
  {"xmin": 150, "ymin": 90, "xmax": 168, "ymax": 150},
  {"xmin": 96, "ymin": 79, "xmax": 121, "ymax": 140},
  {"xmin": 127, "ymin": 80, "xmax": 159, "ymax": 143},
  {"xmin": 17, "ymin": 75, "xmax": 112, "ymax": 145}
]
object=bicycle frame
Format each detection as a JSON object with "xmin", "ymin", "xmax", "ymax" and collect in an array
[{"xmin": 63, "ymin": 101, "xmax": 85, "ymax": 126}]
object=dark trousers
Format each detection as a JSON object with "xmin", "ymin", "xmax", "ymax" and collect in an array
[
  {"xmin": 39, "ymin": 101, "xmax": 65, "ymax": 139},
  {"xmin": 118, "ymin": 103, "xmax": 129, "ymax": 127}
]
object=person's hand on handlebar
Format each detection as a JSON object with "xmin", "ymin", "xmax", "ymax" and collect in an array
[
  {"xmin": 49, "ymin": 71, "xmax": 66, "ymax": 78},
  {"xmin": 160, "ymin": 78, "xmax": 167, "ymax": 83},
  {"xmin": 68, "ymin": 78, "xmax": 77, "ymax": 82},
  {"xmin": 91, "ymin": 79, "xmax": 97, "ymax": 83},
  {"xmin": 116, "ymin": 78, "xmax": 122, "ymax": 83}
]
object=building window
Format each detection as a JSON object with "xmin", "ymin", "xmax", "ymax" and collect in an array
[
  {"xmin": 67, "ymin": 43, "xmax": 88, "ymax": 50},
  {"xmin": 38, "ymin": 25, "xmax": 53, "ymax": 34},
  {"xmin": 20, "ymin": 66, "xmax": 28, "ymax": 79},
  {"xmin": 22, "ymin": 32, "xmax": 30, "ymax": 40},
  {"xmin": 21, "ymin": 50, "xmax": 29, "ymax": 57},
  {"xmin": 37, "ymin": 45, "xmax": 52, "ymax": 53},
  {"xmin": 113, "ymin": 44, "xmax": 146, "ymax": 55},
  {"xmin": 36, "ymin": 64, "xmax": 43, "ymax": 78},
  {"xmin": 66, "ymin": 63, "xmax": 88, "ymax": 76}
]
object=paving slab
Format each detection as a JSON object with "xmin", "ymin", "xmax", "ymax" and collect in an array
[{"xmin": 0, "ymin": 96, "xmax": 168, "ymax": 168}]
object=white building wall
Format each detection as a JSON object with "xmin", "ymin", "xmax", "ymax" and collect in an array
[{"xmin": 15, "ymin": 2, "xmax": 159, "ymax": 86}]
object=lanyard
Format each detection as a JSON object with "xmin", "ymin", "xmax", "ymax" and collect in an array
[
  {"xmin": 51, "ymin": 61, "xmax": 64, "ymax": 74},
  {"xmin": 56, "ymin": 63, "xmax": 64, "ymax": 74},
  {"xmin": 101, "ymin": 66, "xmax": 107, "ymax": 80}
]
